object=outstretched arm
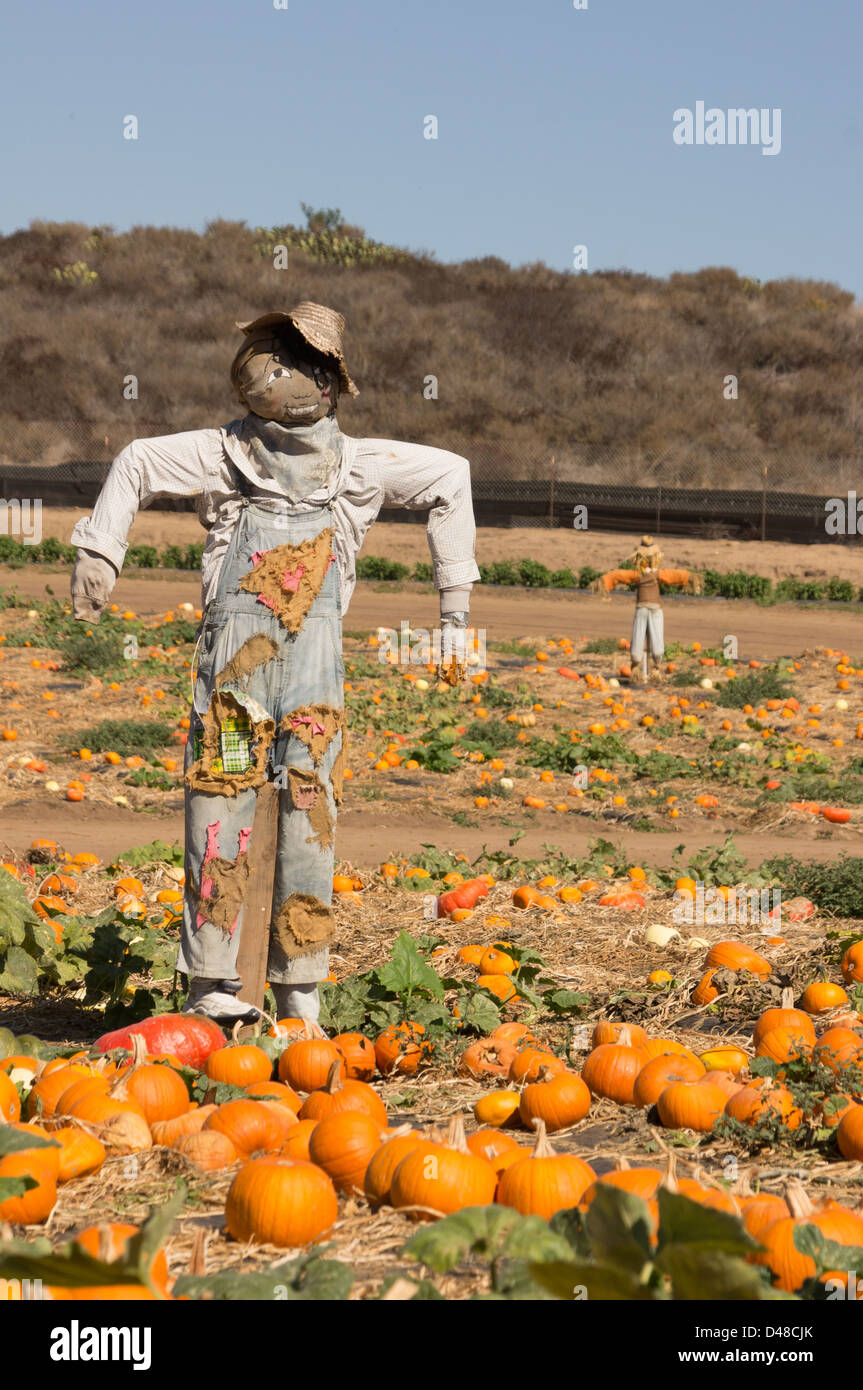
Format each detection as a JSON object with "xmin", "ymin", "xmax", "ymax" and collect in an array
[
  {"xmin": 353, "ymin": 437, "xmax": 481, "ymax": 683},
  {"xmin": 658, "ymin": 568, "xmax": 703, "ymax": 594},
  {"xmin": 70, "ymin": 429, "xmax": 229, "ymax": 621},
  {"xmin": 591, "ymin": 568, "xmax": 640, "ymax": 595}
]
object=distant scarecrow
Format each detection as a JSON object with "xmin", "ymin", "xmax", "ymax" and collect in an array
[
  {"xmin": 71, "ymin": 303, "xmax": 480, "ymax": 1026},
  {"xmin": 594, "ymin": 535, "xmax": 701, "ymax": 683}
]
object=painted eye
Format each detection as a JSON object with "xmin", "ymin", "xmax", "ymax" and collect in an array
[{"xmin": 266, "ymin": 367, "xmax": 291, "ymax": 384}]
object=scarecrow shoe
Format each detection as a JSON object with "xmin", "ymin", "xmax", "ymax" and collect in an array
[{"xmin": 182, "ymin": 988, "xmax": 261, "ymax": 1027}]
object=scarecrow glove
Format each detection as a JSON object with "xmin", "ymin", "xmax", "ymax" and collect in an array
[
  {"xmin": 71, "ymin": 548, "xmax": 118, "ymax": 623},
  {"xmin": 437, "ymin": 611, "xmax": 469, "ymax": 688}
]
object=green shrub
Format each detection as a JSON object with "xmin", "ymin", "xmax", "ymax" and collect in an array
[
  {"xmin": 583, "ymin": 637, "xmax": 619, "ymax": 655},
  {"xmin": 517, "ymin": 559, "xmax": 552, "ymax": 587},
  {"xmin": 578, "ymin": 566, "xmax": 601, "ymax": 588},
  {"xmin": 550, "ymin": 568, "xmax": 576, "ymax": 588},
  {"xmin": 55, "ymin": 628, "xmax": 128, "ymax": 675},
  {"xmin": 355, "ymin": 556, "xmax": 409, "ymax": 581},
  {"xmin": 479, "ymin": 561, "xmax": 518, "ymax": 586},
  {"xmin": 412, "ymin": 561, "xmax": 433, "ymax": 582},
  {"xmin": 713, "ymin": 666, "xmax": 793, "ymax": 708},
  {"xmin": 759, "ymin": 854, "xmax": 863, "ymax": 918},
  {"xmin": 160, "ymin": 545, "xmax": 186, "ymax": 569},
  {"xmin": 127, "ymin": 544, "xmax": 159, "ymax": 569},
  {"xmin": 0, "ymin": 537, "xmax": 26, "ymax": 567},
  {"xmin": 827, "ymin": 577, "xmax": 855, "ymax": 602},
  {"xmin": 64, "ymin": 719, "xmax": 170, "ymax": 756}
]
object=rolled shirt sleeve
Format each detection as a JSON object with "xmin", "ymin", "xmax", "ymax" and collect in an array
[{"xmin": 70, "ymin": 429, "xmax": 232, "ymax": 572}]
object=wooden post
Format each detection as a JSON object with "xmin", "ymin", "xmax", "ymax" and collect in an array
[
  {"xmin": 235, "ymin": 781, "xmax": 280, "ymax": 1014},
  {"xmin": 761, "ymin": 463, "xmax": 768, "ymax": 542},
  {"xmin": 549, "ymin": 454, "xmax": 556, "ymax": 527}
]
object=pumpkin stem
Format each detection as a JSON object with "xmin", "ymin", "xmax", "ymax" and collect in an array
[
  {"xmin": 530, "ymin": 1119, "xmax": 555, "ymax": 1159},
  {"xmin": 779, "ymin": 987, "xmax": 795, "ymax": 1010},
  {"xmin": 445, "ymin": 1113, "xmax": 472, "ymax": 1155},
  {"xmin": 661, "ymin": 1152, "xmax": 679, "ymax": 1193},
  {"xmin": 618, "ymin": 1025, "xmax": 633, "ymax": 1048},
  {"xmin": 230, "ymin": 1020, "xmax": 243, "ymax": 1044},
  {"xmin": 613, "ymin": 1156, "xmax": 632, "ymax": 1172},
  {"xmin": 322, "ymin": 1060, "xmax": 344, "ymax": 1095},
  {"xmin": 784, "ymin": 1178, "xmax": 816, "ymax": 1220},
  {"xmin": 108, "ymin": 1034, "xmax": 145, "ymax": 1097}
]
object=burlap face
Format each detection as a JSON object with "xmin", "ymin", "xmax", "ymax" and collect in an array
[{"xmin": 233, "ymin": 334, "xmax": 339, "ymax": 423}]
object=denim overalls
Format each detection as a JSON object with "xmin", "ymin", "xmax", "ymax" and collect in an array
[{"xmin": 177, "ymin": 490, "xmax": 344, "ymax": 989}]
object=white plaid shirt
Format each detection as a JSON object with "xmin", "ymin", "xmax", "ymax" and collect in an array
[{"xmin": 71, "ymin": 425, "xmax": 480, "ymax": 611}]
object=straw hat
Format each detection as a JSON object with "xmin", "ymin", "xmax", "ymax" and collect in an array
[
  {"xmin": 233, "ymin": 302, "xmax": 359, "ymax": 398},
  {"xmin": 634, "ymin": 534, "xmax": 663, "ymax": 566}
]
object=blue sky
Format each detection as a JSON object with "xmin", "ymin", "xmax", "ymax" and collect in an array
[{"xmin": 2, "ymin": 0, "xmax": 860, "ymax": 294}]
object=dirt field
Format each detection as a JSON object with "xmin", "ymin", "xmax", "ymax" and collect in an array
[{"xmin": 2, "ymin": 552, "xmax": 863, "ymax": 1301}]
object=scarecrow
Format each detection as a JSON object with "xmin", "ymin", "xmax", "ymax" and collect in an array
[
  {"xmin": 593, "ymin": 536, "xmax": 701, "ymax": 683},
  {"xmin": 70, "ymin": 303, "xmax": 480, "ymax": 1025}
]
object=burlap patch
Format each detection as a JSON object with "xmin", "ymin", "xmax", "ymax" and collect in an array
[
  {"xmin": 215, "ymin": 633, "xmax": 280, "ymax": 690},
  {"xmin": 280, "ymin": 703, "xmax": 345, "ymax": 764},
  {"xmin": 287, "ymin": 766, "xmax": 334, "ymax": 849},
  {"xmin": 191, "ymin": 823, "xmax": 252, "ymax": 938},
  {"xmin": 238, "ymin": 530, "xmax": 334, "ymax": 634},
  {"xmin": 186, "ymin": 689, "xmax": 275, "ymax": 796},
  {"xmin": 273, "ymin": 892, "xmax": 336, "ymax": 959}
]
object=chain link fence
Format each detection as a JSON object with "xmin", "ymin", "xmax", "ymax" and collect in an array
[{"xmin": 0, "ymin": 423, "xmax": 858, "ymax": 543}]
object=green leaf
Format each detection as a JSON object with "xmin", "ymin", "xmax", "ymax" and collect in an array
[
  {"xmin": 656, "ymin": 1188, "xmax": 758, "ymax": 1257},
  {"xmin": 793, "ymin": 1224, "xmax": 863, "ymax": 1277},
  {"xmin": 660, "ymin": 1247, "xmax": 781, "ymax": 1300},
  {"xmin": 583, "ymin": 1184, "xmax": 654, "ymax": 1273},
  {"xmin": 175, "ymin": 1251, "xmax": 353, "ymax": 1301},
  {"xmin": 543, "ymin": 989, "xmax": 591, "ymax": 1016},
  {"xmin": 0, "ymin": 1128, "xmax": 60, "ymax": 1158},
  {"xmin": 403, "ymin": 1205, "xmax": 570, "ymax": 1275},
  {"xmin": 549, "ymin": 1206, "xmax": 592, "ymax": 1258},
  {"xmin": 111, "ymin": 839, "xmax": 184, "ymax": 871},
  {"xmin": 131, "ymin": 1181, "xmax": 188, "ymax": 1284},
  {"xmin": 0, "ymin": 1175, "xmax": 38, "ymax": 1203},
  {"xmin": 375, "ymin": 932, "xmax": 444, "ymax": 1000},
  {"xmin": 0, "ymin": 1241, "xmax": 149, "ymax": 1290},
  {"xmin": 529, "ymin": 1259, "xmax": 659, "ymax": 1300},
  {"xmin": 0, "ymin": 945, "xmax": 39, "ymax": 995},
  {"xmin": 454, "ymin": 989, "xmax": 501, "ymax": 1033}
]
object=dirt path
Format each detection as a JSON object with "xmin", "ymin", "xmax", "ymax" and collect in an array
[
  {"xmin": 0, "ymin": 795, "xmax": 847, "ymax": 870},
  {"xmin": 8, "ymin": 565, "xmax": 863, "ymax": 659}
]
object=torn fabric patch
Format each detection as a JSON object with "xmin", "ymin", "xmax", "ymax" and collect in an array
[
  {"xmin": 186, "ymin": 688, "xmax": 275, "ymax": 795},
  {"xmin": 273, "ymin": 892, "xmax": 336, "ymax": 959},
  {"xmin": 238, "ymin": 530, "xmax": 334, "ymax": 634},
  {"xmin": 287, "ymin": 766, "xmax": 334, "ymax": 849},
  {"xmin": 280, "ymin": 703, "xmax": 345, "ymax": 764},
  {"xmin": 215, "ymin": 633, "xmax": 280, "ymax": 691},
  {"xmin": 191, "ymin": 821, "xmax": 253, "ymax": 938}
]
